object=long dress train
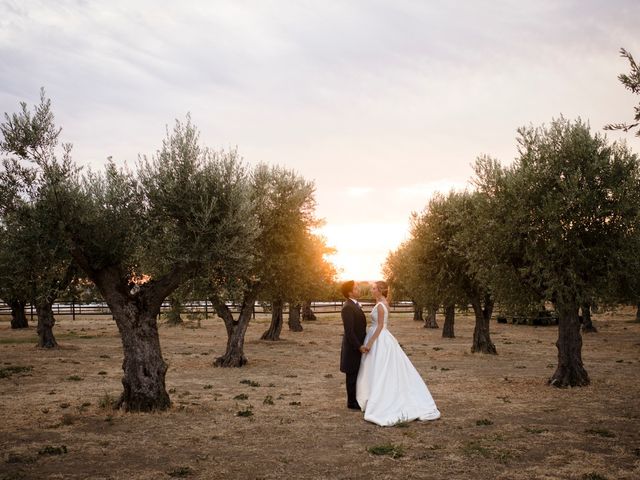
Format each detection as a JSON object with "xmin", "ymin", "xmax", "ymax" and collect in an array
[{"xmin": 356, "ymin": 302, "xmax": 441, "ymax": 426}]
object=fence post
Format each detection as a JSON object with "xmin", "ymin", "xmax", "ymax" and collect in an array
[
  {"xmin": 205, "ymin": 300, "xmax": 208, "ymax": 319},
  {"xmin": 72, "ymin": 298, "xmax": 75, "ymax": 321},
  {"xmin": 30, "ymin": 303, "xmax": 33, "ymax": 322}
]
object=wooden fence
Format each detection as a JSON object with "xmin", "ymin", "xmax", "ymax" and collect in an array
[{"xmin": 0, "ymin": 300, "xmax": 415, "ymax": 321}]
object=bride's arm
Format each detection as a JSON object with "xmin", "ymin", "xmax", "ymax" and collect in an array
[{"xmin": 365, "ymin": 304, "xmax": 385, "ymax": 351}]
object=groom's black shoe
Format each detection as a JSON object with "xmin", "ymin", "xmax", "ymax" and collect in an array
[{"xmin": 347, "ymin": 402, "xmax": 361, "ymax": 410}]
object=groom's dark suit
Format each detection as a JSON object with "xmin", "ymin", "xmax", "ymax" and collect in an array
[{"xmin": 340, "ymin": 298, "xmax": 367, "ymax": 408}]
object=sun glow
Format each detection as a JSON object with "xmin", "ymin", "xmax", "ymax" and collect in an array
[{"xmin": 318, "ymin": 222, "xmax": 409, "ymax": 281}]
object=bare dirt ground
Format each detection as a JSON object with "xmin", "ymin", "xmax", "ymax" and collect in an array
[{"xmin": 1, "ymin": 307, "xmax": 639, "ymax": 480}]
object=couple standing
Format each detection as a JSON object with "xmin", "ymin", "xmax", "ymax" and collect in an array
[{"xmin": 340, "ymin": 280, "xmax": 441, "ymax": 426}]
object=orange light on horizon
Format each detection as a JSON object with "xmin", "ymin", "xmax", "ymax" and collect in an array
[{"xmin": 318, "ymin": 222, "xmax": 409, "ymax": 282}]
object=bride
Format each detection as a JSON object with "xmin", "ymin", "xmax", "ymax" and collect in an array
[{"xmin": 356, "ymin": 281, "xmax": 441, "ymax": 426}]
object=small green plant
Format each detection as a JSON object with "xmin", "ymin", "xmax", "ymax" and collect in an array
[
  {"xmin": 66, "ymin": 375, "xmax": 83, "ymax": 381},
  {"xmin": 582, "ymin": 473, "xmax": 607, "ymax": 480},
  {"xmin": 392, "ymin": 416, "xmax": 411, "ymax": 428},
  {"xmin": 98, "ymin": 371, "xmax": 107, "ymax": 375},
  {"xmin": 5, "ymin": 453, "xmax": 36, "ymax": 464},
  {"xmin": 99, "ymin": 354, "xmax": 110, "ymax": 358},
  {"xmin": 236, "ymin": 406, "xmax": 253, "ymax": 417},
  {"xmin": 0, "ymin": 365, "xmax": 33, "ymax": 378},
  {"xmin": 167, "ymin": 466, "xmax": 194, "ymax": 477},
  {"xmin": 524, "ymin": 426, "xmax": 548, "ymax": 434},
  {"xmin": 234, "ymin": 393, "xmax": 249, "ymax": 400},
  {"xmin": 367, "ymin": 443, "xmax": 405, "ymax": 459},
  {"xmin": 98, "ymin": 393, "xmax": 115, "ymax": 409},
  {"xmin": 38, "ymin": 445, "xmax": 67, "ymax": 456},
  {"xmin": 476, "ymin": 418, "xmax": 493, "ymax": 426},
  {"xmin": 203, "ymin": 384, "xmax": 213, "ymax": 390},
  {"xmin": 239, "ymin": 379, "xmax": 260, "ymax": 387},
  {"xmin": 288, "ymin": 401, "xmax": 301, "ymax": 406},
  {"xmin": 585, "ymin": 428, "xmax": 615, "ymax": 438},
  {"xmin": 461, "ymin": 441, "xmax": 491, "ymax": 458},
  {"xmin": 493, "ymin": 448, "xmax": 517, "ymax": 464},
  {"xmin": 263, "ymin": 395, "xmax": 274, "ymax": 405}
]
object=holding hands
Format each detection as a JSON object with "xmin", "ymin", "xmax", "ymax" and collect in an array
[{"xmin": 359, "ymin": 345, "xmax": 370, "ymax": 354}]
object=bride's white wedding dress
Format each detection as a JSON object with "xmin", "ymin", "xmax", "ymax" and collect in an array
[{"xmin": 356, "ymin": 302, "xmax": 441, "ymax": 426}]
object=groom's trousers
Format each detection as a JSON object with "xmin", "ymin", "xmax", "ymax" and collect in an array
[{"xmin": 346, "ymin": 371, "xmax": 358, "ymax": 406}]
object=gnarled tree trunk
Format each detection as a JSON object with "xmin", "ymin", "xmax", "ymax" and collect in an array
[
  {"xmin": 115, "ymin": 308, "xmax": 170, "ymax": 411},
  {"xmin": 69, "ymin": 256, "xmax": 191, "ymax": 411},
  {"xmin": 549, "ymin": 298, "xmax": 590, "ymax": 387},
  {"xmin": 580, "ymin": 301, "xmax": 597, "ymax": 333},
  {"xmin": 261, "ymin": 299, "xmax": 283, "ymax": 340},
  {"xmin": 213, "ymin": 294, "xmax": 256, "ymax": 367},
  {"xmin": 442, "ymin": 304, "xmax": 455, "ymax": 338},
  {"xmin": 9, "ymin": 299, "xmax": 28, "ymax": 329},
  {"xmin": 302, "ymin": 300, "xmax": 316, "ymax": 321},
  {"xmin": 288, "ymin": 303, "xmax": 303, "ymax": 332},
  {"xmin": 36, "ymin": 299, "xmax": 57, "ymax": 348},
  {"xmin": 424, "ymin": 305, "xmax": 438, "ymax": 328},
  {"xmin": 471, "ymin": 294, "xmax": 496, "ymax": 354},
  {"xmin": 35, "ymin": 263, "xmax": 77, "ymax": 348},
  {"xmin": 412, "ymin": 301, "xmax": 423, "ymax": 321}
]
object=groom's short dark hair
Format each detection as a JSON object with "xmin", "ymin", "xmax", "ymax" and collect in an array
[{"xmin": 340, "ymin": 280, "xmax": 355, "ymax": 298}]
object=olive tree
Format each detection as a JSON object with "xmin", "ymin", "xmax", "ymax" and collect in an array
[
  {"xmin": 412, "ymin": 192, "xmax": 496, "ymax": 351},
  {"xmin": 383, "ymin": 241, "xmax": 429, "ymax": 324},
  {"xmin": 0, "ymin": 91, "xmax": 77, "ymax": 343},
  {"xmin": 286, "ymin": 233, "xmax": 336, "ymax": 332},
  {"xmin": 605, "ymin": 48, "xmax": 640, "ymax": 137},
  {"xmin": 474, "ymin": 118, "xmax": 640, "ymax": 386},
  {"xmin": 3, "ymin": 92, "xmax": 257, "ymax": 410},
  {"xmin": 255, "ymin": 165, "xmax": 319, "ymax": 341},
  {"xmin": 0, "ymin": 226, "xmax": 30, "ymax": 329},
  {"xmin": 66, "ymin": 123, "xmax": 254, "ymax": 411},
  {"xmin": 605, "ymin": 47, "xmax": 640, "ymax": 320},
  {"xmin": 209, "ymin": 164, "xmax": 320, "ymax": 364}
]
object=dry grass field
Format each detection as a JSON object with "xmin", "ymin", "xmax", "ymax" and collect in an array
[{"xmin": 1, "ymin": 308, "xmax": 639, "ymax": 480}]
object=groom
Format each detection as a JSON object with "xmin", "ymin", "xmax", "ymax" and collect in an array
[{"xmin": 339, "ymin": 280, "xmax": 368, "ymax": 410}]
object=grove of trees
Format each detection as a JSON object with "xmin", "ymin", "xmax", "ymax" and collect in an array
[
  {"xmin": 0, "ymin": 91, "xmax": 335, "ymax": 410},
  {"xmin": 385, "ymin": 117, "xmax": 640, "ymax": 387}
]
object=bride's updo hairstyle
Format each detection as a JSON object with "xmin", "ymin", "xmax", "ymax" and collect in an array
[{"xmin": 375, "ymin": 281, "xmax": 389, "ymax": 299}]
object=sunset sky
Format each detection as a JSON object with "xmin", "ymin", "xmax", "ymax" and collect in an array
[{"xmin": 1, "ymin": 1, "xmax": 639, "ymax": 280}]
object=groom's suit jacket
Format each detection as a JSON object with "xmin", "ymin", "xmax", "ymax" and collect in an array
[{"xmin": 340, "ymin": 299, "xmax": 367, "ymax": 374}]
